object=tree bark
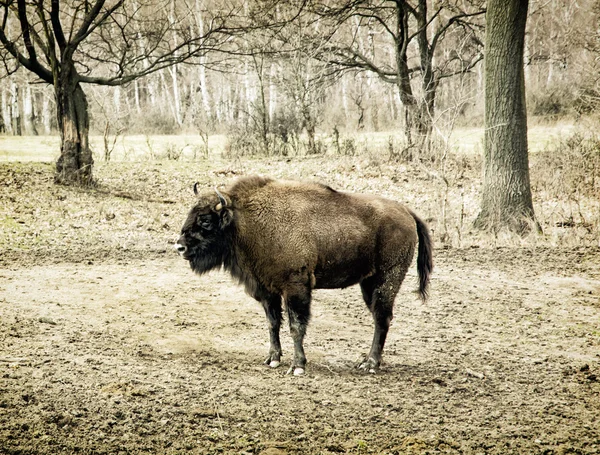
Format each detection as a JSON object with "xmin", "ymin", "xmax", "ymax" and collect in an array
[
  {"xmin": 415, "ymin": 0, "xmax": 435, "ymax": 137},
  {"xmin": 55, "ymin": 70, "xmax": 93, "ymax": 185},
  {"xmin": 474, "ymin": 0, "xmax": 536, "ymax": 234}
]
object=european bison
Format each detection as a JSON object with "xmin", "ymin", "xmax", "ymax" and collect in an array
[{"xmin": 175, "ymin": 176, "xmax": 432, "ymax": 375}]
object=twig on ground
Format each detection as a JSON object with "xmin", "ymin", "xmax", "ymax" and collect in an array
[{"xmin": 466, "ymin": 368, "xmax": 485, "ymax": 379}]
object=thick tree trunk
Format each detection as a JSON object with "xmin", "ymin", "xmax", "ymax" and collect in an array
[
  {"xmin": 474, "ymin": 0, "xmax": 536, "ymax": 234},
  {"xmin": 395, "ymin": 52, "xmax": 434, "ymax": 143},
  {"xmin": 392, "ymin": 1, "xmax": 432, "ymax": 143},
  {"xmin": 55, "ymin": 73, "xmax": 93, "ymax": 185}
]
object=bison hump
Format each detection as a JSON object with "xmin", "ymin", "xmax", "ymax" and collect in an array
[{"xmin": 228, "ymin": 175, "xmax": 274, "ymax": 196}]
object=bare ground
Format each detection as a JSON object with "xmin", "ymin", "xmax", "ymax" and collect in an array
[{"xmin": 1, "ymin": 160, "xmax": 599, "ymax": 455}]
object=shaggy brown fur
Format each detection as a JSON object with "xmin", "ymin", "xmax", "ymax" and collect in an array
[{"xmin": 176, "ymin": 176, "xmax": 432, "ymax": 374}]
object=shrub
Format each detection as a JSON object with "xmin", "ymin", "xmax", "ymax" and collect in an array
[
  {"xmin": 531, "ymin": 131, "xmax": 600, "ymax": 235},
  {"xmin": 532, "ymin": 132, "xmax": 600, "ymax": 201}
]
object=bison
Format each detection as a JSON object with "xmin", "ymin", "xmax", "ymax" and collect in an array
[{"xmin": 175, "ymin": 176, "xmax": 432, "ymax": 375}]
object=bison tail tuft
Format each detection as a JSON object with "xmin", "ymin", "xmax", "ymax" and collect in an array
[{"xmin": 412, "ymin": 212, "xmax": 433, "ymax": 301}]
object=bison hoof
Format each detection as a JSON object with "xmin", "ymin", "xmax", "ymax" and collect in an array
[
  {"xmin": 286, "ymin": 366, "xmax": 305, "ymax": 376},
  {"xmin": 357, "ymin": 356, "xmax": 379, "ymax": 374},
  {"xmin": 264, "ymin": 356, "xmax": 281, "ymax": 368}
]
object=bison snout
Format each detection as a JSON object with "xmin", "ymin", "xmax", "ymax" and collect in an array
[{"xmin": 174, "ymin": 243, "xmax": 187, "ymax": 255}]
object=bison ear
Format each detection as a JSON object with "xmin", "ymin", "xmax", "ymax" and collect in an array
[
  {"xmin": 212, "ymin": 187, "xmax": 232, "ymax": 227},
  {"xmin": 219, "ymin": 208, "xmax": 233, "ymax": 228}
]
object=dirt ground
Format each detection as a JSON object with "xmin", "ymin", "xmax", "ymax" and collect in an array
[{"xmin": 1, "ymin": 159, "xmax": 599, "ymax": 454}]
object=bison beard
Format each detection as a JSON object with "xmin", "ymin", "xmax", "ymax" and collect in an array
[{"xmin": 176, "ymin": 176, "xmax": 433, "ymax": 375}]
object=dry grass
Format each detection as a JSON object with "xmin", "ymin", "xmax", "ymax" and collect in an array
[
  {"xmin": 1, "ymin": 123, "xmax": 598, "ymax": 250},
  {"xmin": 0, "ymin": 124, "xmax": 575, "ymax": 162},
  {"xmin": 0, "ymin": 134, "xmax": 228, "ymax": 162}
]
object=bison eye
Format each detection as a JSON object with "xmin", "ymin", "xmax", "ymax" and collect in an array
[{"xmin": 198, "ymin": 214, "xmax": 214, "ymax": 231}]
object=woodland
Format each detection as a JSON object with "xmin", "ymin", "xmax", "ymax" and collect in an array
[
  {"xmin": 1, "ymin": 0, "xmax": 598, "ymax": 150},
  {"xmin": 1, "ymin": 2, "xmax": 600, "ymax": 455}
]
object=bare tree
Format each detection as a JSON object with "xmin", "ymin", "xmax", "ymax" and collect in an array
[
  {"xmin": 0, "ymin": 0, "xmax": 277, "ymax": 184},
  {"xmin": 307, "ymin": 0, "xmax": 484, "ymax": 142},
  {"xmin": 274, "ymin": 9, "xmax": 332, "ymax": 154}
]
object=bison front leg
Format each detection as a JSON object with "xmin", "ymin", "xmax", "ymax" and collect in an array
[
  {"xmin": 254, "ymin": 287, "xmax": 283, "ymax": 369},
  {"xmin": 285, "ymin": 288, "xmax": 311, "ymax": 376}
]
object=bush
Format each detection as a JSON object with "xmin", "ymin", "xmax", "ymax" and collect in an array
[
  {"xmin": 532, "ymin": 132, "xmax": 600, "ymax": 200},
  {"xmin": 529, "ymin": 88, "xmax": 569, "ymax": 118},
  {"xmin": 573, "ymin": 87, "xmax": 600, "ymax": 115},
  {"xmin": 531, "ymin": 131, "xmax": 600, "ymax": 235},
  {"xmin": 223, "ymin": 125, "xmax": 266, "ymax": 158}
]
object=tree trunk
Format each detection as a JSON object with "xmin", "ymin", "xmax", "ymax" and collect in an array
[
  {"xmin": 474, "ymin": 0, "xmax": 536, "ymax": 234},
  {"xmin": 254, "ymin": 57, "xmax": 270, "ymax": 154},
  {"xmin": 10, "ymin": 81, "xmax": 22, "ymax": 136},
  {"xmin": 169, "ymin": 65, "xmax": 183, "ymax": 126},
  {"xmin": 0, "ymin": 88, "xmax": 6, "ymax": 134},
  {"xmin": 195, "ymin": 0, "xmax": 212, "ymax": 123},
  {"xmin": 268, "ymin": 63, "xmax": 277, "ymax": 124},
  {"xmin": 113, "ymin": 85, "xmax": 121, "ymax": 117},
  {"xmin": 23, "ymin": 85, "xmax": 38, "ymax": 135},
  {"xmin": 55, "ymin": 73, "xmax": 93, "ymax": 185},
  {"xmin": 392, "ymin": 1, "xmax": 432, "ymax": 144},
  {"xmin": 134, "ymin": 80, "xmax": 141, "ymax": 114},
  {"xmin": 415, "ymin": 0, "xmax": 435, "ymax": 138},
  {"xmin": 41, "ymin": 93, "xmax": 52, "ymax": 134}
]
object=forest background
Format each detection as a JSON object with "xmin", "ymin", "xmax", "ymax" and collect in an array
[{"xmin": 1, "ymin": 0, "xmax": 597, "ymax": 155}]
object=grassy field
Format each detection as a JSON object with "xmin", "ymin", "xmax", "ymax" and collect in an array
[
  {"xmin": 0, "ymin": 124, "xmax": 576, "ymax": 163},
  {"xmin": 0, "ymin": 134, "xmax": 228, "ymax": 163}
]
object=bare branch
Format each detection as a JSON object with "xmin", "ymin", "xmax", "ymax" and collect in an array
[
  {"xmin": 430, "ymin": 9, "xmax": 486, "ymax": 54},
  {"xmin": 17, "ymin": 0, "xmax": 37, "ymax": 62},
  {"xmin": 0, "ymin": 3, "xmax": 52, "ymax": 82},
  {"xmin": 50, "ymin": 0, "xmax": 66, "ymax": 51},
  {"xmin": 72, "ymin": 0, "xmax": 125, "ymax": 48}
]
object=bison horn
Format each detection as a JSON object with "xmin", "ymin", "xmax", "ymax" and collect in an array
[
  {"xmin": 214, "ymin": 187, "xmax": 227, "ymax": 211},
  {"xmin": 193, "ymin": 182, "xmax": 199, "ymax": 195}
]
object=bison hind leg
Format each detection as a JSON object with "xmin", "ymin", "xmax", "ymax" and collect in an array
[{"xmin": 358, "ymin": 265, "xmax": 408, "ymax": 372}]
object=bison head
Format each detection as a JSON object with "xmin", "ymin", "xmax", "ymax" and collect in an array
[{"xmin": 175, "ymin": 185, "xmax": 233, "ymax": 275}]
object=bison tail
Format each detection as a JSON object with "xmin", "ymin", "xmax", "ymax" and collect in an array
[{"xmin": 412, "ymin": 212, "xmax": 433, "ymax": 301}]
